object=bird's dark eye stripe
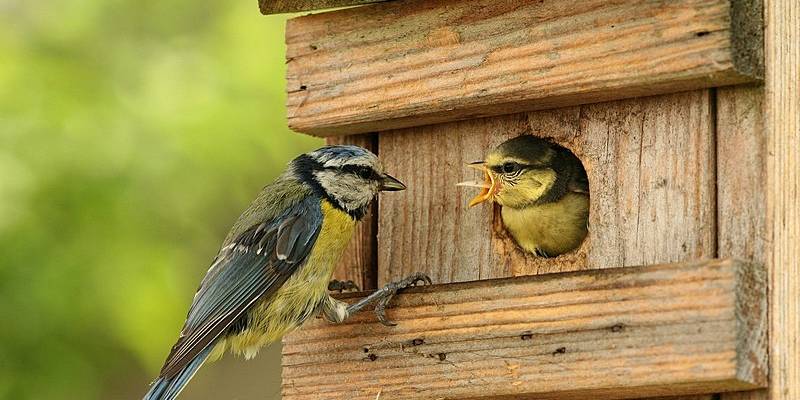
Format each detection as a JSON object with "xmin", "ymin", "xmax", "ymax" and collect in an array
[
  {"xmin": 490, "ymin": 163, "xmax": 537, "ymax": 173},
  {"xmin": 340, "ymin": 165, "xmax": 378, "ymax": 179}
]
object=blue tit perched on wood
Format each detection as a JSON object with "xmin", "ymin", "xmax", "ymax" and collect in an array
[
  {"xmin": 143, "ymin": 145, "xmax": 430, "ymax": 400},
  {"xmin": 459, "ymin": 136, "xmax": 589, "ymax": 257}
]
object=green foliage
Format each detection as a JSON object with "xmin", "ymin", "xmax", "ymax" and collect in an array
[{"xmin": 0, "ymin": 1, "xmax": 320, "ymax": 398}]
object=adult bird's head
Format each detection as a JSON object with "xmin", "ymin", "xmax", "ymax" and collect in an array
[
  {"xmin": 291, "ymin": 145, "xmax": 405, "ymax": 219},
  {"xmin": 459, "ymin": 136, "xmax": 579, "ymax": 209}
]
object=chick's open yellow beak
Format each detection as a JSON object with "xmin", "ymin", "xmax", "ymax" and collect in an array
[{"xmin": 456, "ymin": 161, "xmax": 497, "ymax": 207}]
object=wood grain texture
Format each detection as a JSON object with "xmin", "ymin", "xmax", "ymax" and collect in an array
[
  {"xmin": 260, "ymin": 0, "xmax": 387, "ymax": 14},
  {"xmin": 648, "ymin": 397, "xmax": 717, "ymax": 400},
  {"xmin": 719, "ymin": 4, "xmax": 800, "ymax": 400},
  {"xmin": 326, "ymin": 134, "xmax": 379, "ymax": 290},
  {"xmin": 284, "ymin": 0, "xmax": 763, "ymax": 136},
  {"xmin": 282, "ymin": 259, "xmax": 767, "ymax": 400},
  {"xmin": 717, "ymin": 85, "xmax": 769, "ymax": 400},
  {"xmin": 378, "ymin": 90, "xmax": 716, "ymax": 285},
  {"xmin": 764, "ymin": 0, "xmax": 800, "ymax": 398},
  {"xmin": 717, "ymin": 85, "xmax": 767, "ymax": 264},
  {"xmin": 376, "ymin": 118, "xmax": 509, "ymax": 286}
]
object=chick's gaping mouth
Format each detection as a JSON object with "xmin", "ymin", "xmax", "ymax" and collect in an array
[{"xmin": 456, "ymin": 161, "xmax": 498, "ymax": 207}]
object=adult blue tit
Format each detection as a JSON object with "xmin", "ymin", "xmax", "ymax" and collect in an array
[
  {"xmin": 458, "ymin": 135, "xmax": 589, "ymax": 257},
  {"xmin": 143, "ymin": 145, "xmax": 430, "ymax": 400}
]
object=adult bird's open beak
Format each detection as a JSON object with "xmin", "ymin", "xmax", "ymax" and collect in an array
[
  {"xmin": 379, "ymin": 173, "xmax": 407, "ymax": 191},
  {"xmin": 456, "ymin": 161, "xmax": 497, "ymax": 207}
]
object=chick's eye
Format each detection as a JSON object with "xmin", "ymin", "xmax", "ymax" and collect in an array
[{"xmin": 502, "ymin": 162, "xmax": 519, "ymax": 174}]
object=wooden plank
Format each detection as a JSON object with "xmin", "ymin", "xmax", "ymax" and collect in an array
[
  {"xmin": 281, "ymin": 259, "xmax": 767, "ymax": 400},
  {"xmin": 717, "ymin": 85, "xmax": 767, "ymax": 264},
  {"xmin": 326, "ymin": 134, "xmax": 379, "ymax": 290},
  {"xmin": 649, "ymin": 397, "xmax": 717, "ymax": 400},
  {"xmin": 376, "ymin": 119, "xmax": 508, "ymax": 285},
  {"xmin": 716, "ymin": 85, "xmax": 769, "ymax": 400},
  {"xmin": 721, "ymin": 391, "xmax": 769, "ymax": 400},
  {"xmin": 378, "ymin": 90, "xmax": 716, "ymax": 284},
  {"xmin": 261, "ymin": 0, "xmax": 387, "ymax": 14},
  {"xmin": 764, "ymin": 0, "xmax": 800, "ymax": 398},
  {"xmin": 284, "ymin": 0, "xmax": 763, "ymax": 136}
]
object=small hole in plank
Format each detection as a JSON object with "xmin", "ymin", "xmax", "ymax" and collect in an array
[{"xmin": 696, "ymin": 31, "xmax": 710, "ymax": 37}]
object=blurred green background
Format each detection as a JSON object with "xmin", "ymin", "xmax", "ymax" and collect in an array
[{"xmin": 0, "ymin": 1, "xmax": 321, "ymax": 398}]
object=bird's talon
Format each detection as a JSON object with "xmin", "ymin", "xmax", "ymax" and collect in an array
[
  {"xmin": 375, "ymin": 299, "xmax": 397, "ymax": 326},
  {"xmin": 371, "ymin": 272, "xmax": 432, "ymax": 326},
  {"xmin": 397, "ymin": 272, "xmax": 432, "ymax": 289},
  {"xmin": 375, "ymin": 294, "xmax": 398, "ymax": 326}
]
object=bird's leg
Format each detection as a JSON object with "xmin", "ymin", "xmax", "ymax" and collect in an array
[
  {"xmin": 344, "ymin": 272, "xmax": 432, "ymax": 326},
  {"xmin": 327, "ymin": 279, "xmax": 359, "ymax": 293}
]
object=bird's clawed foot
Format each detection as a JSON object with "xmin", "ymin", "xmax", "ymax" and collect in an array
[
  {"xmin": 328, "ymin": 279, "xmax": 360, "ymax": 293},
  {"xmin": 374, "ymin": 272, "xmax": 432, "ymax": 326}
]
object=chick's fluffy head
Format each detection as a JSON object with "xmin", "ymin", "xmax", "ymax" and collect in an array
[{"xmin": 484, "ymin": 136, "xmax": 560, "ymax": 209}]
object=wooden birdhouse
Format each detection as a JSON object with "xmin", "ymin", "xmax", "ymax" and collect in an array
[{"xmin": 262, "ymin": 0, "xmax": 798, "ymax": 399}]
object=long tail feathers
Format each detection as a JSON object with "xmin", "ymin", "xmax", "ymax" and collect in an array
[{"xmin": 143, "ymin": 346, "xmax": 213, "ymax": 400}]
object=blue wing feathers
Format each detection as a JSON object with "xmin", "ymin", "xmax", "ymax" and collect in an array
[
  {"xmin": 149, "ymin": 197, "xmax": 323, "ymax": 384},
  {"xmin": 143, "ymin": 346, "xmax": 213, "ymax": 400}
]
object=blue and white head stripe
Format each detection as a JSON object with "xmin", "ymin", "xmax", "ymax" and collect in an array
[{"xmin": 308, "ymin": 145, "xmax": 379, "ymax": 169}]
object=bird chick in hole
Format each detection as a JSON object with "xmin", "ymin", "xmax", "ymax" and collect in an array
[{"xmin": 458, "ymin": 135, "xmax": 589, "ymax": 257}]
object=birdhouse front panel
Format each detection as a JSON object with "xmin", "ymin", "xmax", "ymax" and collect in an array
[
  {"xmin": 268, "ymin": 0, "xmax": 785, "ymax": 399},
  {"xmin": 377, "ymin": 90, "xmax": 716, "ymax": 285}
]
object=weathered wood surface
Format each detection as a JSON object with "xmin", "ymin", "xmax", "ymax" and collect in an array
[
  {"xmin": 377, "ymin": 119, "xmax": 507, "ymax": 285},
  {"xmin": 326, "ymin": 134, "xmax": 379, "ymax": 290},
  {"xmin": 720, "ymin": 4, "xmax": 800, "ymax": 400},
  {"xmin": 378, "ymin": 90, "xmax": 715, "ymax": 285},
  {"xmin": 260, "ymin": 0, "xmax": 387, "ymax": 14},
  {"xmin": 764, "ymin": 0, "xmax": 800, "ymax": 398},
  {"xmin": 285, "ymin": 0, "xmax": 763, "ymax": 136},
  {"xmin": 717, "ymin": 85, "xmax": 767, "ymax": 264},
  {"xmin": 281, "ymin": 259, "xmax": 767, "ymax": 400},
  {"xmin": 648, "ymin": 397, "xmax": 717, "ymax": 400},
  {"xmin": 716, "ymin": 85, "xmax": 769, "ymax": 400}
]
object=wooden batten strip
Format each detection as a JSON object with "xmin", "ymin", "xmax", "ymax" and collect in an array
[
  {"xmin": 716, "ymin": 84, "xmax": 769, "ymax": 400},
  {"xmin": 284, "ymin": 0, "xmax": 763, "ymax": 136},
  {"xmin": 281, "ymin": 258, "xmax": 767, "ymax": 400},
  {"xmin": 764, "ymin": 0, "xmax": 800, "ymax": 397}
]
